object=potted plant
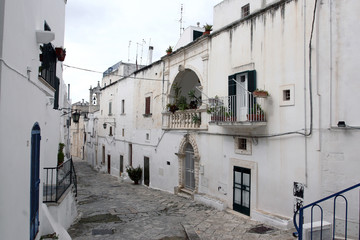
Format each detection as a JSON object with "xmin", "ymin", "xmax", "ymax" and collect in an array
[
  {"xmin": 166, "ymin": 46, "xmax": 173, "ymax": 55},
  {"xmin": 192, "ymin": 114, "xmax": 201, "ymax": 125},
  {"xmin": 247, "ymin": 103, "xmax": 265, "ymax": 121},
  {"xmin": 55, "ymin": 47, "xmax": 66, "ymax": 61},
  {"xmin": 167, "ymin": 103, "xmax": 178, "ymax": 113},
  {"xmin": 177, "ymin": 96, "xmax": 189, "ymax": 111},
  {"xmin": 253, "ymin": 88, "xmax": 269, "ymax": 98},
  {"xmin": 126, "ymin": 165, "xmax": 142, "ymax": 184},
  {"xmin": 188, "ymin": 90, "xmax": 201, "ymax": 109},
  {"xmin": 57, "ymin": 143, "xmax": 65, "ymax": 166},
  {"xmin": 203, "ymin": 24, "xmax": 213, "ymax": 35}
]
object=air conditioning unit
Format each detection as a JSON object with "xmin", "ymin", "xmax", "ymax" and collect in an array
[{"xmin": 303, "ymin": 221, "xmax": 331, "ymax": 240}]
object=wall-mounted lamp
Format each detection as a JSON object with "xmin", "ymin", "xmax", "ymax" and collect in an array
[
  {"xmin": 72, "ymin": 110, "xmax": 81, "ymax": 123},
  {"xmin": 61, "ymin": 108, "xmax": 81, "ymax": 123},
  {"xmin": 337, "ymin": 121, "xmax": 346, "ymax": 128},
  {"xmin": 103, "ymin": 122, "xmax": 116, "ymax": 129}
]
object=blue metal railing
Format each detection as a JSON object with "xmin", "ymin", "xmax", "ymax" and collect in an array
[
  {"xmin": 43, "ymin": 158, "xmax": 77, "ymax": 203},
  {"xmin": 293, "ymin": 183, "xmax": 360, "ymax": 239}
]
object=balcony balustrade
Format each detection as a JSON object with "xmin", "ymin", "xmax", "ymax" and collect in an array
[
  {"xmin": 162, "ymin": 109, "xmax": 207, "ymax": 130},
  {"xmin": 207, "ymin": 93, "xmax": 267, "ymax": 127}
]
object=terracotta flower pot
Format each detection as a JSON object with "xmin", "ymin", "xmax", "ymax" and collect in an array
[{"xmin": 253, "ymin": 91, "xmax": 268, "ymax": 98}]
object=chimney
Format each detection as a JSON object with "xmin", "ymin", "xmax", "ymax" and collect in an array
[
  {"xmin": 148, "ymin": 46, "xmax": 154, "ymax": 65},
  {"xmin": 67, "ymin": 84, "xmax": 70, "ymax": 100}
]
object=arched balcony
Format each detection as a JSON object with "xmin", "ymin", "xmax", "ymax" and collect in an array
[{"xmin": 162, "ymin": 69, "xmax": 207, "ymax": 130}]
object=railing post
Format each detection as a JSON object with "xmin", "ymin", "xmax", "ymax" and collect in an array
[
  {"xmin": 299, "ymin": 208, "xmax": 303, "ymax": 240},
  {"xmin": 55, "ymin": 166, "xmax": 58, "ymax": 202},
  {"xmin": 51, "ymin": 168, "xmax": 54, "ymax": 201},
  {"xmin": 70, "ymin": 159, "xmax": 73, "ymax": 185}
]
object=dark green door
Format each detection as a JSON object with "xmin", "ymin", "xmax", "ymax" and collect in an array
[{"xmin": 233, "ymin": 166, "xmax": 251, "ymax": 216}]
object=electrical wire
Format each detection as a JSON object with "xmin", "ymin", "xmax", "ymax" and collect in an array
[{"xmin": 63, "ymin": 64, "xmax": 167, "ymax": 82}]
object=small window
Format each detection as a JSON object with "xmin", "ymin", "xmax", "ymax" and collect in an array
[
  {"xmin": 109, "ymin": 126, "xmax": 113, "ymax": 136},
  {"xmin": 122, "ymin": 128, "xmax": 125, "ymax": 137},
  {"xmin": 108, "ymin": 102, "xmax": 112, "ymax": 115},
  {"xmin": 146, "ymin": 133, "xmax": 150, "ymax": 141},
  {"xmin": 280, "ymin": 84, "xmax": 295, "ymax": 106},
  {"xmin": 241, "ymin": 4, "xmax": 250, "ymax": 18},
  {"xmin": 235, "ymin": 138, "xmax": 252, "ymax": 155},
  {"xmin": 283, "ymin": 90, "xmax": 291, "ymax": 101},
  {"xmin": 121, "ymin": 99, "xmax": 125, "ymax": 114},
  {"xmin": 238, "ymin": 138, "xmax": 247, "ymax": 150}
]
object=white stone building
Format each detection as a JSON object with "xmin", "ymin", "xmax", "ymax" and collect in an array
[
  {"xmin": 86, "ymin": 0, "xmax": 360, "ymax": 237},
  {"xmin": 0, "ymin": 0, "xmax": 77, "ymax": 239}
]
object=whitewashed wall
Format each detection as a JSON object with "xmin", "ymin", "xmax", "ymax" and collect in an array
[{"xmin": 0, "ymin": 0, "xmax": 69, "ymax": 239}]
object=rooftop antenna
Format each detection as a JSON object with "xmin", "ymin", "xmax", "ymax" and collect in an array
[
  {"xmin": 140, "ymin": 39, "xmax": 146, "ymax": 65},
  {"xmin": 179, "ymin": 4, "xmax": 184, "ymax": 37},
  {"xmin": 128, "ymin": 40, "xmax": 132, "ymax": 62}
]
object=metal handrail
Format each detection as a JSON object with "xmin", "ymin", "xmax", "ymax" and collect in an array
[
  {"xmin": 293, "ymin": 183, "xmax": 360, "ymax": 239},
  {"xmin": 43, "ymin": 158, "xmax": 77, "ymax": 203}
]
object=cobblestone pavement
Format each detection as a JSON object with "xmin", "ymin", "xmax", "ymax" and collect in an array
[{"xmin": 68, "ymin": 159, "xmax": 296, "ymax": 240}]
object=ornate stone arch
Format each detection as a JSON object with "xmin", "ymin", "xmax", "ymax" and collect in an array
[{"xmin": 177, "ymin": 134, "xmax": 200, "ymax": 193}]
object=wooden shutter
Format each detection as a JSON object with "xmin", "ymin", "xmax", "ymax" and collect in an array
[
  {"xmin": 53, "ymin": 77, "xmax": 59, "ymax": 109},
  {"xmin": 228, "ymin": 74, "xmax": 237, "ymax": 96},
  {"xmin": 145, "ymin": 97, "xmax": 151, "ymax": 115},
  {"xmin": 247, "ymin": 70, "xmax": 256, "ymax": 92}
]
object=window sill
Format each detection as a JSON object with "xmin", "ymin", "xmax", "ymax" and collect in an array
[{"xmin": 143, "ymin": 113, "xmax": 152, "ymax": 117}]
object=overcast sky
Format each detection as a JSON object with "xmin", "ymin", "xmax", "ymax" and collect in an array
[{"xmin": 63, "ymin": 0, "xmax": 223, "ymax": 103}]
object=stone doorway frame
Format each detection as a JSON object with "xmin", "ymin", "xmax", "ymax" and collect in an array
[{"xmin": 177, "ymin": 134, "xmax": 200, "ymax": 193}]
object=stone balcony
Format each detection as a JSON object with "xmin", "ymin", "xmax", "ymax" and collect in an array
[{"xmin": 162, "ymin": 109, "xmax": 208, "ymax": 130}]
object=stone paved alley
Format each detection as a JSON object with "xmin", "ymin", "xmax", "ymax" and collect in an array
[{"xmin": 68, "ymin": 158, "xmax": 295, "ymax": 240}]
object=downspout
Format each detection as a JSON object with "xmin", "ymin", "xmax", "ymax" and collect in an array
[
  {"xmin": 329, "ymin": 0, "xmax": 334, "ymax": 128},
  {"xmin": 303, "ymin": 0, "xmax": 308, "ymax": 187},
  {"xmin": 162, "ymin": 60, "xmax": 165, "ymax": 109}
]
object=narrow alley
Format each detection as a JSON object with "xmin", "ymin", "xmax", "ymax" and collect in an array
[{"xmin": 68, "ymin": 158, "xmax": 295, "ymax": 240}]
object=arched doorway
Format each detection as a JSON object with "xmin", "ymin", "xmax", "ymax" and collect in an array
[
  {"xmin": 30, "ymin": 123, "xmax": 41, "ymax": 240},
  {"xmin": 177, "ymin": 134, "xmax": 200, "ymax": 192}
]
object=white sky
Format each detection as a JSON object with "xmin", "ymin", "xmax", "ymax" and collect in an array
[{"xmin": 63, "ymin": 0, "xmax": 223, "ymax": 103}]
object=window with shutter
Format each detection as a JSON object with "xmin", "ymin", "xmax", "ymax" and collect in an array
[{"xmin": 145, "ymin": 97, "xmax": 151, "ymax": 115}]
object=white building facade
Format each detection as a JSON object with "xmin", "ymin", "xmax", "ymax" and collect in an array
[
  {"xmin": 86, "ymin": 0, "xmax": 360, "ymax": 237},
  {"xmin": 0, "ymin": 0, "xmax": 76, "ymax": 239}
]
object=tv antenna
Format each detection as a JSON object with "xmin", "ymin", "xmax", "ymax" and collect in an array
[
  {"xmin": 179, "ymin": 4, "xmax": 184, "ymax": 37},
  {"xmin": 128, "ymin": 41, "xmax": 132, "ymax": 62},
  {"xmin": 135, "ymin": 39, "xmax": 146, "ymax": 67}
]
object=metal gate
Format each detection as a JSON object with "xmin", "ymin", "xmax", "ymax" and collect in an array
[
  {"xmin": 30, "ymin": 123, "xmax": 41, "ymax": 240},
  {"xmin": 185, "ymin": 144, "xmax": 195, "ymax": 190},
  {"xmin": 233, "ymin": 166, "xmax": 251, "ymax": 216}
]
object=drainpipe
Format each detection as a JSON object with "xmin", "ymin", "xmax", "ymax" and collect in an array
[
  {"xmin": 162, "ymin": 60, "xmax": 165, "ymax": 109},
  {"xmin": 303, "ymin": 0, "xmax": 308, "ymax": 187},
  {"xmin": 329, "ymin": 0, "xmax": 334, "ymax": 128}
]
